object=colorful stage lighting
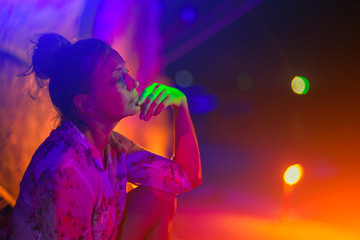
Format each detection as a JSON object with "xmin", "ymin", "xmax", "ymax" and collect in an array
[
  {"xmin": 291, "ymin": 76, "xmax": 309, "ymax": 95},
  {"xmin": 175, "ymin": 69, "xmax": 194, "ymax": 88},
  {"xmin": 283, "ymin": 164, "xmax": 303, "ymax": 185},
  {"xmin": 180, "ymin": 6, "xmax": 197, "ymax": 24}
]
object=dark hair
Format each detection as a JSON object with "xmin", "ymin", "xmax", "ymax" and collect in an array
[{"xmin": 29, "ymin": 33, "xmax": 111, "ymax": 124}]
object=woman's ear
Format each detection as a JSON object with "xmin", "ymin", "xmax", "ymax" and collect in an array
[{"xmin": 73, "ymin": 94, "xmax": 95, "ymax": 115}]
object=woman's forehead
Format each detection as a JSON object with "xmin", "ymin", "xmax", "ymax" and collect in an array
[
  {"xmin": 107, "ymin": 48, "xmax": 125, "ymax": 65},
  {"xmin": 91, "ymin": 49, "xmax": 125, "ymax": 81},
  {"xmin": 102, "ymin": 50, "xmax": 125, "ymax": 74},
  {"xmin": 104, "ymin": 48, "xmax": 125, "ymax": 65}
]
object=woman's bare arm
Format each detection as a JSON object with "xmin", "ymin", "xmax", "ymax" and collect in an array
[
  {"xmin": 135, "ymin": 83, "xmax": 202, "ymax": 187},
  {"xmin": 172, "ymin": 100, "xmax": 202, "ymax": 187}
]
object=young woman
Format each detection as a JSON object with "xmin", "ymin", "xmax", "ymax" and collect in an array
[{"xmin": 4, "ymin": 33, "xmax": 202, "ymax": 240}]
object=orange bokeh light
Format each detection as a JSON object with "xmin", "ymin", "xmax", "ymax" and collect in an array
[{"xmin": 283, "ymin": 164, "xmax": 303, "ymax": 185}]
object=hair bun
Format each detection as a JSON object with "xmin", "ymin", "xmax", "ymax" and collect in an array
[{"xmin": 32, "ymin": 33, "xmax": 71, "ymax": 80}]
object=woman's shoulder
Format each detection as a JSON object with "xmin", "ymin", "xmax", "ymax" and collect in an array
[
  {"xmin": 22, "ymin": 126, "xmax": 101, "ymax": 192},
  {"xmin": 29, "ymin": 124, "xmax": 99, "ymax": 177},
  {"xmin": 110, "ymin": 131, "xmax": 144, "ymax": 155},
  {"xmin": 32, "ymin": 127, "xmax": 78, "ymax": 164},
  {"xmin": 110, "ymin": 131, "xmax": 130, "ymax": 143}
]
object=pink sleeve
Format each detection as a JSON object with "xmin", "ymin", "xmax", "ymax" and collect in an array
[
  {"xmin": 125, "ymin": 150, "xmax": 193, "ymax": 194},
  {"xmin": 39, "ymin": 164, "xmax": 95, "ymax": 239}
]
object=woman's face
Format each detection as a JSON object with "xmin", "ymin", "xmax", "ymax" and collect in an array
[{"xmin": 88, "ymin": 49, "xmax": 140, "ymax": 123}]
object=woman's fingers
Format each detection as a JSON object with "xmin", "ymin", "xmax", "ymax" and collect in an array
[
  {"xmin": 153, "ymin": 95, "xmax": 170, "ymax": 116},
  {"xmin": 137, "ymin": 83, "xmax": 187, "ymax": 121},
  {"xmin": 136, "ymin": 83, "xmax": 159, "ymax": 106},
  {"xmin": 139, "ymin": 84, "xmax": 164, "ymax": 120},
  {"xmin": 144, "ymin": 90, "xmax": 167, "ymax": 121}
]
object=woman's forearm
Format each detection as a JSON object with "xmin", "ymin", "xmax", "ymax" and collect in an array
[
  {"xmin": 173, "ymin": 100, "xmax": 202, "ymax": 188},
  {"xmin": 135, "ymin": 83, "xmax": 202, "ymax": 187}
]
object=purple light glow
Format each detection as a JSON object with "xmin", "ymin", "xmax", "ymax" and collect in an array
[{"xmin": 180, "ymin": 5, "xmax": 197, "ymax": 24}]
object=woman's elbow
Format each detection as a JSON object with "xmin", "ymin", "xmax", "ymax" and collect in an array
[{"xmin": 190, "ymin": 175, "xmax": 202, "ymax": 188}]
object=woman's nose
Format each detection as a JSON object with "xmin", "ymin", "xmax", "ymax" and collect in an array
[{"xmin": 125, "ymin": 74, "xmax": 139, "ymax": 91}]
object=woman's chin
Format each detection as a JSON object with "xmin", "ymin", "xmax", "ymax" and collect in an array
[
  {"xmin": 117, "ymin": 108, "xmax": 140, "ymax": 120},
  {"xmin": 130, "ymin": 106, "xmax": 141, "ymax": 116}
]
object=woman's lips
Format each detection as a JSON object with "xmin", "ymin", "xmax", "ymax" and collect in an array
[{"xmin": 131, "ymin": 95, "xmax": 139, "ymax": 105}]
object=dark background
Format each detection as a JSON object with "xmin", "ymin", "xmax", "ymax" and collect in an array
[{"xmin": 164, "ymin": 0, "xmax": 360, "ymax": 230}]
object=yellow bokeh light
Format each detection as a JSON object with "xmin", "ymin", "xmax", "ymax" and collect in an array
[
  {"xmin": 283, "ymin": 164, "xmax": 303, "ymax": 185},
  {"xmin": 291, "ymin": 76, "xmax": 309, "ymax": 95}
]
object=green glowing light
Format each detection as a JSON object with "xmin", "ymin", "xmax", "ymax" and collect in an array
[{"xmin": 291, "ymin": 76, "xmax": 309, "ymax": 95}]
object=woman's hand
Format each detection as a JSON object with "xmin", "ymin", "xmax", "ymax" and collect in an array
[
  {"xmin": 136, "ymin": 83, "xmax": 187, "ymax": 121},
  {"xmin": 136, "ymin": 83, "xmax": 202, "ymax": 188}
]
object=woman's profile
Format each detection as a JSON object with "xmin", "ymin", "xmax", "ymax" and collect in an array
[{"xmin": 3, "ymin": 33, "xmax": 202, "ymax": 240}]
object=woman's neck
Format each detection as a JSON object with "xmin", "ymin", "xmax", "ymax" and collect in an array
[{"xmin": 79, "ymin": 120, "xmax": 117, "ymax": 154}]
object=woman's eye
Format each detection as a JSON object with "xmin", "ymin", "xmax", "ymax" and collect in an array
[{"xmin": 116, "ymin": 72, "xmax": 128, "ymax": 84}]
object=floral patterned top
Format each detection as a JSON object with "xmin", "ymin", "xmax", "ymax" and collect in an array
[{"xmin": 4, "ymin": 121, "xmax": 192, "ymax": 239}]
